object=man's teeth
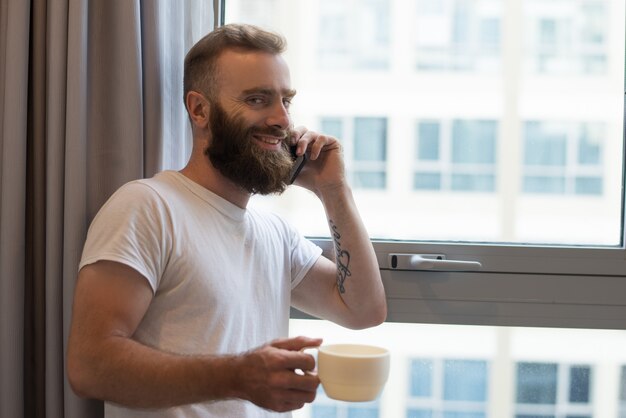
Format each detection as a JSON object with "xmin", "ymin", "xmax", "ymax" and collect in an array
[{"xmin": 256, "ymin": 136, "xmax": 280, "ymax": 145}]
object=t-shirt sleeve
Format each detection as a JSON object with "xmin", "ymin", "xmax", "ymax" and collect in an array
[
  {"xmin": 79, "ymin": 181, "xmax": 172, "ymax": 293},
  {"xmin": 288, "ymin": 225, "xmax": 323, "ymax": 290}
]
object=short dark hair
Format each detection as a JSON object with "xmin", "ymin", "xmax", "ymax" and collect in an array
[{"xmin": 183, "ymin": 23, "xmax": 287, "ymax": 102}]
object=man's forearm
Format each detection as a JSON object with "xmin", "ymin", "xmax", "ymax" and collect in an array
[
  {"xmin": 68, "ymin": 335, "xmax": 240, "ymax": 408},
  {"xmin": 68, "ymin": 335, "xmax": 321, "ymax": 411},
  {"xmin": 318, "ymin": 184, "xmax": 387, "ymax": 327}
]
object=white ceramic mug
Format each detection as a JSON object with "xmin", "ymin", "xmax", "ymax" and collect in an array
[{"xmin": 308, "ymin": 344, "xmax": 390, "ymax": 402}]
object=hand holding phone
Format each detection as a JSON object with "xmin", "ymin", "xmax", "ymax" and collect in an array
[{"xmin": 288, "ymin": 145, "xmax": 306, "ymax": 184}]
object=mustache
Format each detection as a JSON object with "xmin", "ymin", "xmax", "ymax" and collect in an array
[{"xmin": 249, "ymin": 126, "xmax": 292, "ymax": 141}]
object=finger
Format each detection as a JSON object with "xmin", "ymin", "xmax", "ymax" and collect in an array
[
  {"xmin": 271, "ymin": 336, "xmax": 322, "ymax": 351},
  {"xmin": 290, "ymin": 129, "xmax": 317, "ymax": 157},
  {"xmin": 290, "ymin": 126, "xmax": 308, "ymax": 146},
  {"xmin": 271, "ymin": 370, "xmax": 320, "ymax": 391},
  {"xmin": 273, "ymin": 349, "xmax": 318, "ymax": 372},
  {"xmin": 308, "ymin": 135, "xmax": 333, "ymax": 160}
]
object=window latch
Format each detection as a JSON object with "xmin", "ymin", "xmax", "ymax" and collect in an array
[{"xmin": 388, "ymin": 254, "xmax": 482, "ymax": 271}]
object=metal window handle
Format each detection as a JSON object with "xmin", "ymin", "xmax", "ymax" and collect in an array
[{"xmin": 388, "ymin": 254, "xmax": 482, "ymax": 271}]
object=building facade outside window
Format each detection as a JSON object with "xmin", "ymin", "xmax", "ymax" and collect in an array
[{"xmin": 221, "ymin": 0, "xmax": 626, "ymax": 417}]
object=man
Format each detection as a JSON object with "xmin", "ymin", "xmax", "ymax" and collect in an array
[{"xmin": 67, "ymin": 23, "xmax": 387, "ymax": 417}]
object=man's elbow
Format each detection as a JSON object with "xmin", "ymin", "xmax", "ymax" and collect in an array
[
  {"xmin": 66, "ymin": 350, "xmax": 97, "ymax": 399},
  {"xmin": 346, "ymin": 299, "xmax": 387, "ymax": 330}
]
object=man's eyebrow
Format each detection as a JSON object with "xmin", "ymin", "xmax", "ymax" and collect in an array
[{"xmin": 242, "ymin": 87, "xmax": 297, "ymax": 97}]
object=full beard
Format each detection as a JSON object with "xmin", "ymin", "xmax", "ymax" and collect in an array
[{"xmin": 204, "ymin": 102, "xmax": 294, "ymax": 195}]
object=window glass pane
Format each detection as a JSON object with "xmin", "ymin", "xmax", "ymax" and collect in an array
[
  {"xmin": 524, "ymin": 122, "xmax": 567, "ymax": 166},
  {"xmin": 578, "ymin": 124, "xmax": 603, "ymax": 165},
  {"xmin": 516, "ymin": 416, "xmax": 555, "ymax": 418},
  {"xmin": 407, "ymin": 410, "xmax": 433, "ymax": 418},
  {"xmin": 417, "ymin": 122, "xmax": 440, "ymax": 160},
  {"xmin": 354, "ymin": 171, "xmax": 386, "ymax": 189},
  {"xmin": 347, "ymin": 407, "xmax": 379, "ymax": 418},
  {"xmin": 444, "ymin": 360, "xmax": 488, "ymax": 401},
  {"xmin": 569, "ymin": 366, "xmax": 591, "ymax": 403},
  {"xmin": 620, "ymin": 365, "xmax": 626, "ymax": 400},
  {"xmin": 451, "ymin": 120, "xmax": 496, "ymax": 164},
  {"xmin": 321, "ymin": 118, "xmax": 344, "ymax": 139},
  {"xmin": 516, "ymin": 362, "xmax": 558, "ymax": 404},
  {"xmin": 410, "ymin": 359, "xmax": 433, "ymax": 397},
  {"xmin": 451, "ymin": 174, "xmax": 495, "ymax": 192},
  {"xmin": 354, "ymin": 118, "xmax": 387, "ymax": 161},
  {"xmin": 523, "ymin": 176, "xmax": 566, "ymax": 194},
  {"xmin": 225, "ymin": 0, "xmax": 625, "ymax": 245},
  {"xmin": 312, "ymin": 404, "xmax": 337, "ymax": 418},
  {"xmin": 575, "ymin": 177, "xmax": 602, "ymax": 195},
  {"xmin": 443, "ymin": 412, "xmax": 485, "ymax": 418},
  {"xmin": 318, "ymin": 0, "xmax": 389, "ymax": 70},
  {"xmin": 414, "ymin": 172, "xmax": 442, "ymax": 190}
]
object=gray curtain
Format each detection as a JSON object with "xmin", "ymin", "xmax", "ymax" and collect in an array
[{"xmin": 0, "ymin": 1, "xmax": 215, "ymax": 417}]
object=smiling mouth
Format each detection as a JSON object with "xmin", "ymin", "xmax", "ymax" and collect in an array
[{"xmin": 253, "ymin": 135, "xmax": 284, "ymax": 146}]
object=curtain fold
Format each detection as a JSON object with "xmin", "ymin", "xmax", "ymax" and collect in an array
[{"xmin": 0, "ymin": 1, "xmax": 215, "ymax": 417}]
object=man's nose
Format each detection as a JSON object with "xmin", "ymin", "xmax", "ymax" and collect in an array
[{"xmin": 265, "ymin": 101, "xmax": 290, "ymax": 129}]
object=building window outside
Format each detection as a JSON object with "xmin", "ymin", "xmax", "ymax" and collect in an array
[
  {"xmin": 522, "ymin": 121, "xmax": 604, "ymax": 195},
  {"xmin": 311, "ymin": 387, "xmax": 381, "ymax": 418},
  {"xmin": 321, "ymin": 117, "xmax": 387, "ymax": 190},
  {"xmin": 619, "ymin": 366, "xmax": 626, "ymax": 418},
  {"xmin": 515, "ymin": 362, "xmax": 593, "ymax": 418},
  {"xmin": 414, "ymin": 120, "xmax": 497, "ymax": 192},
  {"xmin": 414, "ymin": 0, "xmax": 501, "ymax": 72},
  {"xmin": 318, "ymin": 0, "xmax": 390, "ymax": 70},
  {"xmin": 407, "ymin": 358, "xmax": 488, "ymax": 418},
  {"xmin": 525, "ymin": 0, "xmax": 609, "ymax": 74}
]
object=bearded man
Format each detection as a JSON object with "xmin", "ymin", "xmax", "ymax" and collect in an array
[{"xmin": 67, "ymin": 23, "xmax": 387, "ymax": 418}]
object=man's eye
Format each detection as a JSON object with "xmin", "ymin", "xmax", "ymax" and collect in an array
[
  {"xmin": 247, "ymin": 97, "xmax": 265, "ymax": 105},
  {"xmin": 283, "ymin": 98, "xmax": 293, "ymax": 108}
]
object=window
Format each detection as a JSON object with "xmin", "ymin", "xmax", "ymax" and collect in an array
[
  {"xmin": 407, "ymin": 358, "xmax": 488, "ymax": 418},
  {"xmin": 222, "ymin": 0, "xmax": 626, "ymax": 416},
  {"xmin": 619, "ymin": 366, "xmax": 626, "ymax": 418},
  {"xmin": 287, "ymin": 320, "xmax": 626, "ymax": 418},
  {"xmin": 515, "ymin": 362, "xmax": 593, "ymax": 417},
  {"xmin": 525, "ymin": 0, "xmax": 609, "ymax": 74},
  {"xmin": 318, "ymin": 0, "xmax": 390, "ymax": 70},
  {"xmin": 414, "ymin": 0, "xmax": 501, "ymax": 72},
  {"xmin": 522, "ymin": 121, "xmax": 604, "ymax": 195},
  {"xmin": 321, "ymin": 117, "xmax": 388, "ymax": 190},
  {"xmin": 312, "ymin": 387, "xmax": 381, "ymax": 418},
  {"xmin": 414, "ymin": 119, "xmax": 497, "ymax": 192},
  {"xmin": 227, "ymin": 0, "xmax": 623, "ymax": 244}
]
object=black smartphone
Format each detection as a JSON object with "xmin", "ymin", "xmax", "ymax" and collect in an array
[{"xmin": 288, "ymin": 145, "xmax": 306, "ymax": 184}]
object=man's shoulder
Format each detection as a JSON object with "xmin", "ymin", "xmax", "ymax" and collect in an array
[{"xmin": 112, "ymin": 171, "xmax": 182, "ymax": 201}]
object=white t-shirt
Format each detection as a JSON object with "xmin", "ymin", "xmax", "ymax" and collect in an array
[{"xmin": 79, "ymin": 170, "xmax": 323, "ymax": 418}]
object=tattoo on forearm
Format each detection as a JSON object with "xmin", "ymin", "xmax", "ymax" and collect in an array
[{"xmin": 330, "ymin": 220, "xmax": 351, "ymax": 294}]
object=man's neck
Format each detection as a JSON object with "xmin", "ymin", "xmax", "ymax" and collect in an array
[{"xmin": 179, "ymin": 159, "xmax": 251, "ymax": 209}]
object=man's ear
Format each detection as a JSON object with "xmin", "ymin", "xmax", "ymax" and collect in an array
[{"xmin": 185, "ymin": 91, "xmax": 210, "ymax": 129}]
